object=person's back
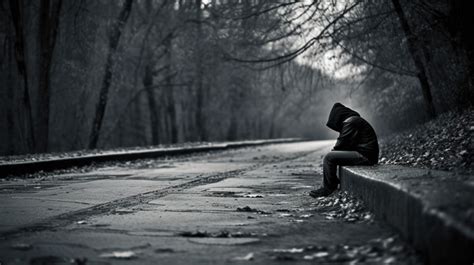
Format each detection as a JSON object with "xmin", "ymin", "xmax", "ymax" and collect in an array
[
  {"xmin": 336, "ymin": 116, "xmax": 379, "ymax": 164},
  {"xmin": 310, "ymin": 103, "xmax": 379, "ymax": 198}
]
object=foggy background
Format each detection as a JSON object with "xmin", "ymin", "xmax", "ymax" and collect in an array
[{"xmin": 1, "ymin": 0, "xmax": 472, "ymax": 155}]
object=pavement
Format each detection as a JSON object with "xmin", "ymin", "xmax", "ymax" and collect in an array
[{"xmin": 0, "ymin": 141, "xmax": 422, "ymax": 264}]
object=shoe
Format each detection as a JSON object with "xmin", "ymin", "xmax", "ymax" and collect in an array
[{"xmin": 309, "ymin": 187, "xmax": 335, "ymax": 198}]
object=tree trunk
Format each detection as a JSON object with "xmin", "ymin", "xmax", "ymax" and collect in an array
[
  {"xmin": 144, "ymin": 61, "xmax": 160, "ymax": 145},
  {"xmin": 447, "ymin": 1, "xmax": 474, "ymax": 106},
  {"xmin": 89, "ymin": 0, "xmax": 134, "ymax": 149},
  {"xmin": 391, "ymin": 0, "xmax": 436, "ymax": 118},
  {"xmin": 6, "ymin": 37, "xmax": 15, "ymax": 154},
  {"xmin": 36, "ymin": 0, "xmax": 62, "ymax": 153},
  {"xmin": 268, "ymin": 110, "xmax": 276, "ymax": 139},
  {"xmin": 194, "ymin": 0, "xmax": 207, "ymax": 141},
  {"xmin": 227, "ymin": 0, "xmax": 253, "ymax": 141},
  {"xmin": 227, "ymin": 99, "xmax": 238, "ymax": 141},
  {"xmin": 9, "ymin": 0, "xmax": 35, "ymax": 151},
  {"xmin": 164, "ymin": 37, "xmax": 178, "ymax": 143}
]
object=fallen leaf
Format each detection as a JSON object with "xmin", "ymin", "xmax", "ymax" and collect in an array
[
  {"xmin": 243, "ymin": 194, "xmax": 263, "ymax": 198},
  {"xmin": 232, "ymin": 252, "xmax": 254, "ymax": 261},
  {"xmin": 273, "ymin": 248, "xmax": 304, "ymax": 253},
  {"xmin": 300, "ymin": 214, "xmax": 313, "ymax": 218},
  {"xmin": 279, "ymin": 213, "xmax": 293, "ymax": 217},
  {"xmin": 304, "ymin": 251, "xmax": 329, "ymax": 260}
]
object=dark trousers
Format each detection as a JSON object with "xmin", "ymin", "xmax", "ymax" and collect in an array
[{"xmin": 323, "ymin": 150, "xmax": 370, "ymax": 190}]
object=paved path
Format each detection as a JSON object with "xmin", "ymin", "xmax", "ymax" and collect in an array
[{"xmin": 0, "ymin": 141, "xmax": 421, "ymax": 264}]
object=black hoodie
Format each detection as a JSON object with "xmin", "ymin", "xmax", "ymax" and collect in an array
[{"xmin": 326, "ymin": 103, "xmax": 379, "ymax": 164}]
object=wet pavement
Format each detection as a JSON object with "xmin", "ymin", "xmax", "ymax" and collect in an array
[{"xmin": 0, "ymin": 141, "xmax": 422, "ymax": 264}]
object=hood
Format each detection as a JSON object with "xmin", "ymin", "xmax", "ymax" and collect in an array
[{"xmin": 326, "ymin": 103, "xmax": 360, "ymax": 132}]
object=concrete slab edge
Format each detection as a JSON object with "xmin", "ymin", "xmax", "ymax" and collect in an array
[
  {"xmin": 0, "ymin": 138, "xmax": 304, "ymax": 177},
  {"xmin": 340, "ymin": 167, "xmax": 474, "ymax": 265}
]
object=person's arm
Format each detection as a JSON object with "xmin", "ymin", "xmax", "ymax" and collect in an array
[{"xmin": 333, "ymin": 122, "xmax": 358, "ymax": 151}]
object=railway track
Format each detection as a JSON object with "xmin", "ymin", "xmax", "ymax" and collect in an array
[{"xmin": 0, "ymin": 138, "xmax": 303, "ymax": 177}]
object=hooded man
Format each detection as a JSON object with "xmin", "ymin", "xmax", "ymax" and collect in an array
[{"xmin": 310, "ymin": 103, "xmax": 379, "ymax": 198}]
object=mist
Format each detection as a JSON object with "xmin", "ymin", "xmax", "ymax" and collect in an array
[{"xmin": 1, "ymin": 0, "xmax": 472, "ymax": 155}]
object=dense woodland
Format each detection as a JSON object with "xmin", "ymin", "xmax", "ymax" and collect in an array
[{"xmin": 1, "ymin": 0, "xmax": 472, "ymax": 155}]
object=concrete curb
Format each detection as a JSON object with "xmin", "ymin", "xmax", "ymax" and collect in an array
[
  {"xmin": 0, "ymin": 138, "xmax": 303, "ymax": 177},
  {"xmin": 340, "ymin": 165, "xmax": 474, "ymax": 265}
]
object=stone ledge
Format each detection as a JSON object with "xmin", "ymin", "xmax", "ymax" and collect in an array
[{"xmin": 340, "ymin": 165, "xmax": 474, "ymax": 265}]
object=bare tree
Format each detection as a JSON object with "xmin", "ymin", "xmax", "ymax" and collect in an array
[
  {"xmin": 36, "ymin": 0, "xmax": 63, "ymax": 152},
  {"xmin": 194, "ymin": 0, "xmax": 207, "ymax": 141},
  {"xmin": 143, "ymin": 58, "xmax": 161, "ymax": 145},
  {"xmin": 391, "ymin": 0, "xmax": 436, "ymax": 118},
  {"xmin": 89, "ymin": 0, "xmax": 134, "ymax": 149},
  {"xmin": 8, "ymin": 0, "xmax": 35, "ymax": 150},
  {"xmin": 3, "ymin": 0, "xmax": 472, "ymax": 156},
  {"xmin": 164, "ymin": 35, "xmax": 178, "ymax": 143}
]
